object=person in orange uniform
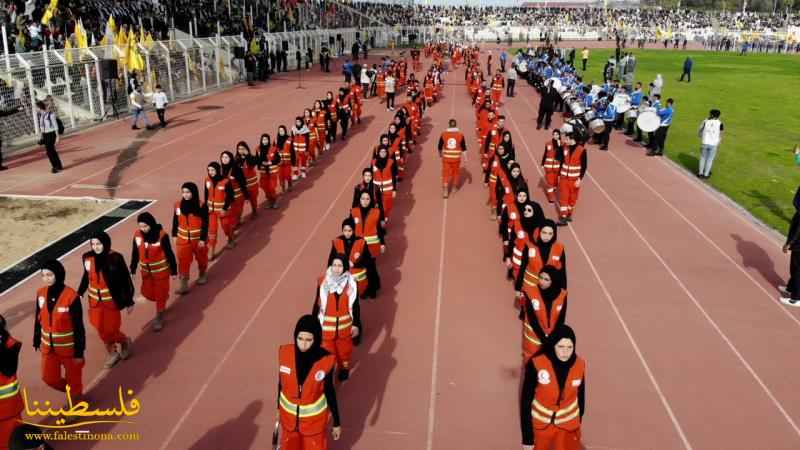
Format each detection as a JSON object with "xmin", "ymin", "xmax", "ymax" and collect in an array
[
  {"xmin": 172, "ymin": 182, "xmax": 209, "ymax": 294},
  {"xmin": 423, "ymin": 76, "xmax": 434, "ymax": 107},
  {"xmin": 276, "ymin": 126, "xmax": 295, "ymax": 193},
  {"xmin": 325, "ymin": 92, "xmax": 339, "ymax": 143},
  {"xmin": 542, "ymin": 130, "xmax": 563, "ymax": 203},
  {"xmin": 303, "ymin": 109, "xmax": 319, "ymax": 164},
  {"xmin": 257, "ymin": 134, "xmax": 281, "ymax": 209},
  {"xmin": 276, "ymin": 315, "xmax": 341, "ymax": 450},
  {"xmin": 313, "ymin": 255, "xmax": 361, "ymax": 381},
  {"xmin": 352, "ymin": 168, "xmax": 384, "ymax": 216},
  {"xmin": 236, "ymin": 141, "xmax": 260, "ymax": 216},
  {"xmin": 78, "ymin": 231, "xmax": 134, "ymax": 368},
  {"xmin": 220, "ymin": 151, "xmax": 250, "ymax": 231},
  {"xmin": 130, "ymin": 212, "xmax": 177, "ymax": 332},
  {"xmin": 520, "ymin": 324, "xmax": 586, "ymax": 450},
  {"xmin": 34, "ymin": 260, "xmax": 86, "ymax": 402},
  {"xmin": 438, "ymin": 119, "xmax": 467, "ymax": 198},
  {"xmin": 520, "ymin": 266, "xmax": 567, "ymax": 361},
  {"xmin": 292, "ymin": 117, "xmax": 311, "ymax": 180},
  {"xmin": 205, "ymin": 162, "xmax": 235, "ymax": 258},
  {"xmin": 313, "ymin": 100, "xmax": 330, "ymax": 154},
  {"xmin": 351, "ymin": 83, "xmax": 363, "ymax": 125},
  {"xmin": 376, "ymin": 70, "xmax": 386, "ymax": 102},
  {"xmin": 351, "ymin": 191, "xmax": 386, "ymax": 261},
  {"xmin": 329, "ymin": 219, "xmax": 373, "ymax": 299},
  {"xmin": 491, "ymin": 70, "xmax": 505, "ymax": 105},
  {"xmin": 505, "ymin": 199, "xmax": 546, "ymax": 281},
  {"xmin": 372, "ymin": 146, "xmax": 397, "ymax": 219},
  {"xmin": 0, "ymin": 315, "xmax": 23, "ymax": 450},
  {"xmin": 557, "ymin": 129, "xmax": 587, "ymax": 226}
]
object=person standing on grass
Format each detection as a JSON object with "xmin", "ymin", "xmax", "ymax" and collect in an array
[
  {"xmin": 680, "ymin": 56, "xmax": 693, "ymax": 82},
  {"xmin": 697, "ymin": 109, "xmax": 723, "ymax": 179},
  {"xmin": 581, "ymin": 47, "xmax": 589, "ymax": 71},
  {"xmin": 36, "ymin": 101, "xmax": 63, "ymax": 174},
  {"xmin": 152, "ymin": 84, "xmax": 168, "ymax": 128},
  {"xmin": 781, "ymin": 184, "xmax": 800, "ymax": 307},
  {"xmin": 647, "ymin": 98, "xmax": 674, "ymax": 157}
]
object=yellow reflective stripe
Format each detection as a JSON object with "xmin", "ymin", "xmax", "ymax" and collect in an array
[
  {"xmin": 532, "ymin": 409, "xmax": 552, "ymax": 424},
  {"xmin": 555, "ymin": 409, "xmax": 579, "ymax": 425},
  {"xmin": 352, "ymin": 270, "xmax": 367, "ymax": 281},
  {"xmin": 49, "ymin": 331, "xmax": 74, "ymax": 338},
  {"xmin": 41, "ymin": 337, "xmax": 74, "ymax": 347},
  {"xmin": 364, "ymin": 236, "xmax": 380, "ymax": 245},
  {"xmin": 555, "ymin": 399, "xmax": 578, "ymax": 417},
  {"xmin": 523, "ymin": 324, "xmax": 541, "ymax": 345},
  {"xmin": 0, "ymin": 380, "xmax": 20, "ymax": 399},
  {"xmin": 532, "ymin": 399, "xmax": 554, "ymax": 416},
  {"xmin": 279, "ymin": 392, "xmax": 328, "ymax": 418},
  {"xmin": 512, "ymin": 257, "xmax": 522, "ymax": 266}
]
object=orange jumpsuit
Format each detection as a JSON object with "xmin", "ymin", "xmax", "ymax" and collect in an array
[
  {"xmin": 376, "ymin": 72, "xmax": 385, "ymax": 99},
  {"xmin": 278, "ymin": 139, "xmax": 294, "ymax": 188},
  {"xmin": 521, "ymin": 287, "xmax": 567, "ymax": 361},
  {"xmin": 241, "ymin": 159, "xmax": 260, "ymax": 212},
  {"xmin": 332, "ymin": 237, "xmax": 369, "ymax": 296},
  {"xmin": 258, "ymin": 146, "xmax": 281, "ymax": 204},
  {"xmin": 524, "ymin": 355, "xmax": 586, "ymax": 450},
  {"xmin": 132, "ymin": 229, "xmax": 174, "ymax": 312},
  {"xmin": 313, "ymin": 109, "xmax": 328, "ymax": 155},
  {"xmin": 491, "ymin": 74, "xmax": 504, "ymax": 104},
  {"xmin": 205, "ymin": 176, "xmax": 234, "ymax": 253},
  {"xmin": 439, "ymin": 128, "xmax": 466, "ymax": 189},
  {"xmin": 558, "ymin": 145, "xmax": 586, "ymax": 220},
  {"xmin": 293, "ymin": 132, "xmax": 310, "ymax": 178},
  {"xmin": 83, "ymin": 255, "xmax": 128, "ymax": 351},
  {"xmin": 351, "ymin": 206, "xmax": 382, "ymax": 259},
  {"xmin": 277, "ymin": 344, "xmax": 336, "ymax": 450},
  {"xmin": 372, "ymin": 159, "xmax": 396, "ymax": 219},
  {"xmin": 36, "ymin": 286, "xmax": 85, "ymax": 398},
  {"xmin": 174, "ymin": 201, "xmax": 209, "ymax": 277},
  {"xmin": 0, "ymin": 336, "xmax": 23, "ymax": 450},
  {"xmin": 542, "ymin": 142, "xmax": 561, "ymax": 203},
  {"xmin": 315, "ymin": 275, "xmax": 358, "ymax": 371}
]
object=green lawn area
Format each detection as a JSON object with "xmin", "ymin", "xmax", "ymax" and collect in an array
[{"xmin": 534, "ymin": 49, "xmax": 800, "ymax": 235}]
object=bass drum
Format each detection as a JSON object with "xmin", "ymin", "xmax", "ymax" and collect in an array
[
  {"xmin": 636, "ymin": 111, "xmax": 660, "ymax": 132},
  {"xmin": 584, "ymin": 110, "xmax": 596, "ymax": 122},
  {"xmin": 570, "ymin": 101, "xmax": 585, "ymax": 116},
  {"xmin": 588, "ymin": 118, "xmax": 605, "ymax": 134},
  {"xmin": 624, "ymin": 109, "xmax": 638, "ymax": 120}
]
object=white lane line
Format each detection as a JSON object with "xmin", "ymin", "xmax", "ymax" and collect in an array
[
  {"xmin": 426, "ymin": 84, "xmax": 456, "ymax": 450},
  {"xmin": 606, "ymin": 150, "xmax": 800, "ymax": 328},
  {"xmin": 156, "ymin": 109, "xmax": 385, "ymax": 450},
  {"xmin": 506, "ymin": 94, "xmax": 694, "ymax": 450}
]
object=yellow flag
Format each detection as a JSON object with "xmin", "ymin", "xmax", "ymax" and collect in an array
[
  {"xmin": 41, "ymin": 0, "xmax": 58, "ymax": 25},
  {"xmin": 64, "ymin": 38, "xmax": 73, "ymax": 64},
  {"xmin": 144, "ymin": 32, "xmax": 154, "ymax": 50},
  {"xmin": 108, "ymin": 15, "xmax": 117, "ymax": 35}
]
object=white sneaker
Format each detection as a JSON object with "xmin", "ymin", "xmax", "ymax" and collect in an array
[
  {"xmin": 301, "ymin": 172, "xmax": 307, "ymax": 179},
  {"xmin": 778, "ymin": 285, "xmax": 790, "ymax": 295},
  {"xmin": 780, "ymin": 297, "xmax": 800, "ymax": 307}
]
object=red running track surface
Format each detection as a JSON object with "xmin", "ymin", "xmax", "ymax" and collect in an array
[{"xmin": 1, "ymin": 51, "xmax": 799, "ymax": 450}]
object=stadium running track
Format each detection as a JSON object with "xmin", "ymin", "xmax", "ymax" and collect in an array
[{"xmin": 1, "ymin": 46, "xmax": 800, "ymax": 450}]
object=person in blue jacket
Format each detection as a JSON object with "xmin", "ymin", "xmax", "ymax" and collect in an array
[
  {"xmin": 648, "ymin": 98, "xmax": 674, "ymax": 156},
  {"xmin": 680, "ymin": 56, "xmax": 693, "ymax": 82},
  {"xmin": 598, "ymin": 97, "xmax": 617, "ymax": 151}
]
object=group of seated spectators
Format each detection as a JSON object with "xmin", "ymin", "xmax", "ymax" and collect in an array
[{"xmin": 2, "ymin": 0, "xmax": 799, "ymax": 56}]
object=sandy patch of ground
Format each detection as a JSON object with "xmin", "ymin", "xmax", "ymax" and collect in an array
[{"xmin": 0, "ymin": 196, "xmax": 122, "ymax": 271}]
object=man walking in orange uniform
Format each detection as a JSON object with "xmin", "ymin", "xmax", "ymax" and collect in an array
[{"xmin": 438, "ymin": 119, "xmax": 467, "ymax": 198}]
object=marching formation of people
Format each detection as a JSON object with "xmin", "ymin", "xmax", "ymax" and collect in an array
[{"xmin": 462, "ymin": 46, "xmax": 588, "ymax": 450}]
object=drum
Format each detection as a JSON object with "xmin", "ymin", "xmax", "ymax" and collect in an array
[
  {"xmin": 590, "ymin": 85, "xmax": 602, "ymax": 96},
  {"xmin": 570, "ymin": 102, "xmax": 585, "ymax": 116},
  {"xmin": 624, "ymin": 109, "xmax": 638, "ymax": 120},
  {"xmin": 616, "ymin": 102, "xmax": 631, "ymax": 113},
  {"xmin": 588, "ymin": 118, "xmax": 605, "ymax": 134},
  {"xmin": 636, "ymin": 111, "xmax": 660, "ymax": 132},
  {"xmin": 584, "ymin": 110, "xmax": 596, "ymax": 121},
  {"xmin": 547, "ymin": 77, "xmax": 562, "ymax": 92}
]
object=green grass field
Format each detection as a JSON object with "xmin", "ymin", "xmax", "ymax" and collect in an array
[{"xmin": 541, "ymin": 49, "xmax": 800, "ymax": 235}]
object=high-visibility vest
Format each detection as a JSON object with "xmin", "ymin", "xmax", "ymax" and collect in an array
[
  {"xmin": 351, "ymin": 207, "xmax": 381, "ymax": 255},
  {"xmin": 543, "ymin": 143, "xmax": 560, "ymax": 173},
  {"xmin": 372, "ymin": 160, "xmax": 395, "ymax": 194},
  {"xmin": 278, "ymin": 140, "xmax": 292, "ymax": 166},
  {"xmin": 527, "ymin": 287, "xmax": 567, "ymax": 339},
  {"xmin": 314, "ymin": 110, "xmax": 327, "ymax": 131},
  {"xmin": 521, "ymin": 245, "xmax": 544, "ymax": 293},
  {"xmin": 134, "ymin": 230, "xmax": 170, "ymax": 279},
  {"xmin": 205, "ymin": 177, "xmax": 229, "ymax": 213},
  {"xmin": 559, "ymin": 145, "xmax": 585, "ymax": 179},
  {"xmin": 293, "ymin": 133, "xmax": 308, "ymax": 154},
  {"xmin": 241, "ymin": 161, "xmax": 258, "ymax": 189},
  {"xmin": 327, "ymin": 100, "xmax": 338, "ymax": 122},
  {"xmin": 545, "ymin": 242, "xmax": 565, "ymax": 271},
  {"xmin": 83, "ymin": 255, "xmax": 114, "ymax": 307},
  {"xmin": 174, "ymin": 201, "xmax": 204, "ymax": 244},
  {"xmin": 258, "ymin": 147, "xmax": 281, "ymax": 176},
  {"xmin": 492, "ymin": 76, "xmax": 504, "ymax": 91},
  {"xmin": 440, "ymin": 129, "xmax": 465, "ymax": 161},
  {"xmin": 531, "ymin": 355, "xmax": 585, "ymax": 431},
  {"xmin": 485, "ymin": 126, "xmax": 502, "ymax": 155},
  {"xmin": 278, "ymin": 344, "xmax": 335, "ymax": 435},
  {"xmin": 228, "ymin": 172, "xmax": 244, "ymax": 200},
  {"xmin": 332, "ymin": 237, "xmax": 367, "ymax": 282},
  {"xmin": 0, "ymin": 336, "xmax": 23, "ymax": 419},
  {"xmin": 36, "ymin": 286, "xmax": 78, "ymax": 357},
  {"xmin": 318, "ymin": 280, "xmax": 354, "ymax": 340}
]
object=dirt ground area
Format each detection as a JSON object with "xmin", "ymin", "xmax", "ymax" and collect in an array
[{"xmin": 0, "ymin": 196, "xmax": 122, "ymax": 271}]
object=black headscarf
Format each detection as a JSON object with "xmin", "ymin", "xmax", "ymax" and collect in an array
[
  {"xmin": 293, "ymin": 314, "xmax": 327, "ymax": 385},
  {"xmin": 89, "ymin": 230, "xmax": 112, "ymax": 274},
  {"xmin": 219, "ymin": 150, "xmax": 236, "ymax": 176},
  {"xmin": 536, "ymin": 219, "xmax": 558, "ymax": 264},
  {"xmin": 180, "ymin": 182, "xmax": 202, "ymax": 216},
  {"xmin": 374, "ymin": 147, "xmax": 390, "ymax": 170},
  {"xmin": 540, "ymin": 324, "xmax": 577, "ymax": 393},
  {"xmin": 207, "ymin": 162, "xmax": 223, "ymax": 183},
  {"xmin": 538, "ymin": 264, "xmax": 563, "ymax": 306},
  {"xmin": 276, "ymin": 126, "xmax": 289, "ymax": 150},
  {"xmin": 258, "ymin": 133, "xmax": 271, "ymax": 156},
  {"xmin": 236, "ymin": 141, "xmax": 257, "ymax": 166},
  {"xmin": 85, "ymin": 230, "xmax": 135, "ymax": 309},
  {"xmin": 358, "ymin": 191, "xmax": 375, "ymax": 218},
  {"xmin": 42, "ymin": 259, "xmax": 66, "ymax": 301},
  {"xmin": 137, "ymin": 212, "xmax": 161, "ymax": 243},
  {"xmin": 520, "ymin": 202, "xmax": 539, "ymax": 235}
]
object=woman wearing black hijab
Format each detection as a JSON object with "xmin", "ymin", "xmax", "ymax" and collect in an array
[
  {"xmin": 486, "ymin": 142, "xmax": 512, "ymax": 217},
  {"xmin": 506, "ymin": 198, "xmax": 546, "ymax": 281},
  {"xmin": 172, "ymin": 182, "xmax": 209, "ymax": 294},
  {"xmin": 520, "ymin": 265, "xmax": 568, "ymax": 361},
  {"xmin": 371, "ymin": 146, "xmax": 398, "ymax": 220},
  {"xmin": 276, "ymin": 315, "xmax": 341, "ymax": 448},
  {"xmin": 34, "ymin": 260, "xmax": 86, "ymax": 399},
  {"xmin": 329, "ymin": 218, "xmax": 373, "ymax": 299},
  {"xmin": 257, "ymin": 134, "xmax": 281, "ymax": 209},
  {"xmin": 220, "ymin": 150, "xmax": 250, "ymax": 232},
  {"xmin": 515, "ymin": 219, "xmax": 568, "ymax": 300},
  {"xmin": 130, "ymin": 212, "xmax": 177, "ymax": 332},
  {"xmin": 0, "ymin": 313, "xmax": 23, "ymax": 446},
  {"xmin": 78, "ymin": 231, "xmax": 135, "ymax": 369},
  {"xmin": 205, "ymin": 161, "xmax": 236, "ymax": 259},
  {"xmin": 520, "ymin": 324, "xmax": 585, "ymax": 450},
  {"xmin": 350, "ymin": 191, "xmax": 385, "ymax": 299}
]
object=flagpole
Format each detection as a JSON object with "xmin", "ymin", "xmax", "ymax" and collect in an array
[{"xmin": 2, "ymin": 25, "xmax": 10, "ymax": 71}]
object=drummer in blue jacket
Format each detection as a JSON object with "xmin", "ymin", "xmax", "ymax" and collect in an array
[
  {"xmin": 648, "ymin": 98, "xmax": 674, "ymax": 156},
  {"xmin": 625, "ymin": 82, "xmax": 644, "ymax": 135},
  {"xmin": 598, "ymin": 97, "xmax": 617, "ymax": 151}
]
